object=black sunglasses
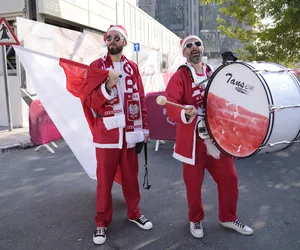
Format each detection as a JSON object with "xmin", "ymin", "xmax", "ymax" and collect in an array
[
  {"xmin": 185, "ymin": 41, "xmax": 202, "ymax": 49},
  {"xmin": 106, "ymin": 35, "xmax": 122, "ymax": 42}
]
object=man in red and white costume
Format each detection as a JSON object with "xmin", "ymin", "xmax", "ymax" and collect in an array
[
  {"xmin": 165, "ymin": 35, "xmax": 253, "ymax": 238},
  {"xmin": 84, "ymin": 25, "xmax": 153, "ymax": 245}
]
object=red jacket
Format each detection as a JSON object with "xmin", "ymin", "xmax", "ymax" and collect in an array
[
  {"xmin": 83, "ymin": 54, "xmax": 147, "ymax": 148},
  {"xmin": 165, "ymin": 64, "xmax": 211, "ymax": 165}
]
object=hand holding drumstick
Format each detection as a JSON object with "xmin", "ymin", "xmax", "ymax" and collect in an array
[
  {"xmin": 156, "ymin": 95, "xmax": 198, "ymax": 118},
  {"xmin": 185, "ymin": 106, "xmax": 198, "ymax": 118}
]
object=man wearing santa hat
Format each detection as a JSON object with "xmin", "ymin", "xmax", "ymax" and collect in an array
[
  {"xmin": 165, "ymin": 35, "xmax": 253, "ymax": 238},
  {"xmin": 83, "ymin": 24, "xmax": 152, "ymax": 245}
]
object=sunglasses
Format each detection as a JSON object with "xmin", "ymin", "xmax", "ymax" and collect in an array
[
  {"xmin": 106, "ymin": 35, "xmax": 122, "ymax": 42},
  {"xmin": 185, "ymin": 41, "xmax": 202, "ymax": 49}
]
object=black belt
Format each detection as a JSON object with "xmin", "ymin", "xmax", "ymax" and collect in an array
[{"xmin": 96, "ymin": 113, "xmax": 103, "ymax": 119}]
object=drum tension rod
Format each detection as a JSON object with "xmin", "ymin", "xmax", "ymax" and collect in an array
[
  {"xmin": 260, "ymin": 140, "xmax": 300, "ymax": 149},
  {"xmin": 254, "ymin": 70, "xmax": 287, "ymax": 73},
  {"xmin": 269, "ymin": 104, "xmax": 300, "ymax": 111}
]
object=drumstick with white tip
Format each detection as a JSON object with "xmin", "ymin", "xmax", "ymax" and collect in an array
[{"xmin": 156, "ymin": 95, "xmax": 190, "ymax": 110}]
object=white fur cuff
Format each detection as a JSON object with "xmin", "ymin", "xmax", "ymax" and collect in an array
[
  {"xmin": 126, "ymin": 131, "xmax": 144, "ymax": 144},
  {"xmin": 103, "ymin": 114, "xmax": 126, "ymax": 130},
  {"xmin": 101, "ymin": 83, "xmax": 114, "ymax": 101}
]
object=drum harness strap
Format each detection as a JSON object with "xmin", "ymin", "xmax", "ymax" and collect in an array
[
  {"xmin": 177, "ymin": 63, "xmax": 211, "ymax": 88},
  {"xmin": 177, "ymin": 64, "xmax": 221, "ymax": 158},
  {"xmin": 177, "ymin": 63, "xmax": 212, "ymax": 119}
]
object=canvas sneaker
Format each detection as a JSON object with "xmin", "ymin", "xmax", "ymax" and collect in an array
[
  {"xmin": 220, "ymin": 219, "xmax": 253, "ymax": 235},
  {"xmin": 190, "ymin": 221, "xmax": 204, "ymax": 238},
  {"xmin": 93, "ymin": 227, "xmax": 107, "ymax": 245},
  {"xmin": 129, "ymin": 215, "xmax": 153, "ymax": 230}
]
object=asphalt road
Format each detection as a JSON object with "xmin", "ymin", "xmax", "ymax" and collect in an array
[{"xmin": 0, "ymin": 140, "xmax": 299, "ymax": 250}]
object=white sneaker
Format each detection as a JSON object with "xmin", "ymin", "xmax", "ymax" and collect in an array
[
  {"xmin": 93, "ymin": 227, "xmax": 107, "ymax": 245},
  {"xmin": 220, "ymin": 219, "xmax": 253, "ymax": 235},
  {"xmin": 190, "ymin": 221, "xmax": 204, "ymax": 238},
  {"xmin": 129, "ymin": 215, "xmax": 153, "ymax": 230}
]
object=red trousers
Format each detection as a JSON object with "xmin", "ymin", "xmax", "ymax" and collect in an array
[
  {"xmin": 94, "ymin": 146, "xmax": 141, "ymax": 227},
  {"xmin": 183, "ymin": 138, "xmax": 238, "ymax": 223}
]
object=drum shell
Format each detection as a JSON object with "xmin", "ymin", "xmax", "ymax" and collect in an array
[{"xmin": 204, "ymin": 62, "xmax": 300, "ymax": 158}]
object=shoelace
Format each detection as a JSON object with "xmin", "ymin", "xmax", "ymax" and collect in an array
[
  {"xmin": 194, "ymin": 221, "xmax": 202, "ymax": 230},
  {"xmin": 139, "ymin": 215, "xmax": 147, "ymax": 223},
  {"xmin": 233, "ymin": 219, "xmax": 245, "ymax": 229},
  {"xmin": 95, "ymin": 227, "xmax": 106, "ymax": 236}
]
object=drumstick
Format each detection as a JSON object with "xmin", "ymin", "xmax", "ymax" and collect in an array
[{"xmin": 156, "ymin": 95, "xmax": 190, "ymax": 110}]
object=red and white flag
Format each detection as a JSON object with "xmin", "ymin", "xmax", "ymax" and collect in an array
[{"xmin": 13, "ymin": 46, "xmax": 122, "ymax": 182}]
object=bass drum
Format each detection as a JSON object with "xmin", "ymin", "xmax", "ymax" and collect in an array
[{"xmin": 203, "ymin": 61, "xmax": 300, "ymax": 158}]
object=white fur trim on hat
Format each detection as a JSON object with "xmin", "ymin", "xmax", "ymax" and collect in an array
[
  {"xmin": 107, "ymin": 25, "xmax": 128, "ymax": 41},
  {"xmin": 181, "ymin": 35, "xmax": 203, "ymax": 51}
]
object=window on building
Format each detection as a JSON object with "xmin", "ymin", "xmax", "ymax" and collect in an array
[
  {"xmin": 44, "ymin": 18, "xmax": 82, "ymax": 32},
  {"xmin": 4, "ymin": 20, "xmax": 17, "ymax": 76}
]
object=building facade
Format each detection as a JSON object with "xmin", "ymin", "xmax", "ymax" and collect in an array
[
  {"xmin": 0, "ymin": 0, "xmax": 183, "ymax": 127},
  {"xmin": 139, "ymin": 0, "xmax": 244, "ymax": 58}
]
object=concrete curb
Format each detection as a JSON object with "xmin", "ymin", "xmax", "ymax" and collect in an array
[{"xmin": 1, "ymin": 142, "xmax": 34, "ymax": 153}]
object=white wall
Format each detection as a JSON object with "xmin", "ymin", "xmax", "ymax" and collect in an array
[
  {"xmin": 0, "ymin": 0, "xmax": 25, "ymax": 17},
  {"xmin": 0, "ymin": 0, "xmax": 183, "ymax": 128},
  {"xmin": 2, "ymin": 0, "xmax": 181, "ymax": 55},
  {"xmin": 38, "ymin": 0, "xmax": 181, "ymax": 55},
  {"xmin": 0, "ymin": 76, "xmax": 27, "ymax": 127},
  {"xmin": 38, "ymin": 0, "xmax": 116, "ymax": 33}
]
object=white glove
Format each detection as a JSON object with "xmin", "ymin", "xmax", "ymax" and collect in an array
[{"xmin": 204, "ymin": 139, "xmax": 220, "ymax": 159}]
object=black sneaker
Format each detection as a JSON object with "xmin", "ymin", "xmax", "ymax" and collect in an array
[
  {"xmin": 93, "ymin": 227, "xmax": 107, "ymax": 245},
  {"xmin": 129, "ymin": 215, "xmax": 153, "ymax": 230}
]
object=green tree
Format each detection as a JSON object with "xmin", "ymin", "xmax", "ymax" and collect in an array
[{"xmin": 201, "ymin": 0, "xmax": 300, "ymax": 67}]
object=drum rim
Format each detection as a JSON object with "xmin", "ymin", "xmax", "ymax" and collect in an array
[
  {"xmin": 251, "ymin": 62, "xmax": 300, "ymax": 153},
  {"xmin": 203, "ymin": 62, "xmax": 274, "ymax": 159},
  {"xmin": 246, "ymin": 63, "xmax": 275, "ymax": 154},
  {"xmin": 276, "ymin": 71, "xmax": 300, "ymax": 151}
]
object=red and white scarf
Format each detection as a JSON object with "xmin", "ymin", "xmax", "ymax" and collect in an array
[
  {"xmin": 184, "ymin": 61, "xmax": 211, "ymax": 108},
  {"xmin": 100, "ymin": 54, "xmax": 144, "ymax": 144},
  {"xmin": 184, "ymin": 61, "xmax": 220, "ymax": 159}
]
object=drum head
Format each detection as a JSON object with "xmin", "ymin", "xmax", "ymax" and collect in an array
[{"xmin": 204, "ymin": 62, "xmax": 270, "ymax": 158}]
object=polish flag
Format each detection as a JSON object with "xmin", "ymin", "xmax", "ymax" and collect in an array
[{"xmin": 14, "ymin": 46, "xmax": 122, "ymax": 183}]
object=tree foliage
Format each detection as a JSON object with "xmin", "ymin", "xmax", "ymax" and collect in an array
[{"xmin": 200, "ymin": 0, "xmax": 300, "ymax": 67}]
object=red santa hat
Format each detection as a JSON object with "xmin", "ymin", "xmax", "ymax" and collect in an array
[
  {"xmin": 180, "ymin": 35, "xmax": 203, "ymax": 52},
  {"xmin": 104, "ymin": 25, "xmax": 128, "ymax": 42}
]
